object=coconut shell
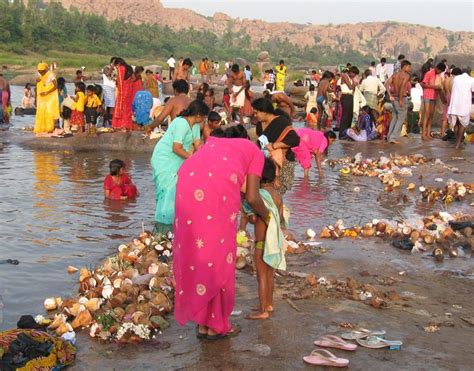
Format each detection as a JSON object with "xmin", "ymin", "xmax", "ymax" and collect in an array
[
  {"xmin": 151, "ymin": 292, "xmax": 168, "ymax": 308},
  {"xmin": 131, "ymin": 311, "xmax": 145, "ymax": 325},
  {"xmin": 410, "ymin": 231, "xmax": 420, "ymax": 243},
  {"xmin": 125, "ymin": 303, "xmax": 137, "ymax": 315},
  {"xmin": 84, "ymin": 298, "xmax": 102, "ymax": 312},
  {"xmin": 71, "ymin": 309, "xmax": 92, "ymax": 329},
  {"xmin": 463, "ymin": 227, "xmax": 472, "ymax": 238},
  {"xmin": 110, "ymin": 308, "xmax": 124, "ymax": 321},
  {"xmin": 424, "ymin": 234, "xmax": 435, "ymax": 244},
  {"xmin": 79, "ymin": 268, "xmax": 91, "ymax": 282},
  {"xmin": 361, "ymin": 227, "xmax": 376, "ymax": 237},
  {"xmin": 320, "ymin": 227, "xmax": 331, "ymax": 238},
  {"xmin": 56, "ymin": 323, "xmax": 72, "ymax": 336},
  {"xmin": 376, "ymin": 222, "xmax": 386, "ymax": 233}
]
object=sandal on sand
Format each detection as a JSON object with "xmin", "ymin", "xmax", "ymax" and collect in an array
[
  {"xmin": 340, "ymin": 328, "xmax": 386, "ymax": 340},
  {"xmin": 314, "ymin": 335, "xmax": 357, "ymax": 351},
  {"xmin": 303, "ymin": 349, "xmax": 349, "ymax": 367},
  {"xmin": 196, "ymin": 325, "xmax": 207, "ymax": 339},
  {"xmin": 356, "ymin": 336, "xmax": 402, "ymax": 350},
  {"xmin": 206, "ymin": 324, "xmax": 241, "ymax": 340}
]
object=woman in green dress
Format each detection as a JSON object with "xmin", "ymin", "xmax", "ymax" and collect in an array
[{"xmin": 151, "ymin": 100, "xmax": 210, "ymax": 233}]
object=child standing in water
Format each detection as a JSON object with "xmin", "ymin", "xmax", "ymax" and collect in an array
[
  {"xmin": 245, "ymin": 159, "xmax": 287, "ymax": 320},
  {"xmin": 104, "ymin": 159, "xmax": 138, "ymax": 200}
]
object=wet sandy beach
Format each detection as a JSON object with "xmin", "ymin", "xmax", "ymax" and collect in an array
[{"xmin": 1, "ymin": 130, "xmax": 473, "ymax": 370}]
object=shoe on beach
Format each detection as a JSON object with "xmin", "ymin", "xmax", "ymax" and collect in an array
[
  {"xmin": 303, "ymin": 349, "xmax": 349, "ymax": 367},
  {"xmin": 356, "ymin": 336, "xmax": 402, "ymax": 350},
  {"xmin": 205, "ymin": 324, "xmax": 241, "ymax": 340},
  {"xmin": 340, "ymin": 328, "xmax": 386, "ymax": 340},
  {"xmin": 314, "ymin": 335, "xmax": 357, "ymax": 351}
]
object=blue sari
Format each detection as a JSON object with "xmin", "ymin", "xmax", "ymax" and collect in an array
[{"xmin": 132, "ymin": 90, "xmax": 153, "ymax": 125}]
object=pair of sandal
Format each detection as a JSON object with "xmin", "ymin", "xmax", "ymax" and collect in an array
[
  {"xmin": 341, "ymin": 328, "xmax": 402, "ymax": 350},
  {"xmin": 303, "ymin": 335, "xmax": 356, "ymax": 368},
  {"xmin": 196, "ymin": 324, "xmax": 241, "ymax": 340},
  {"xmin": 303, "ymin": 329, "xmax": 403, "ymax": 367}
]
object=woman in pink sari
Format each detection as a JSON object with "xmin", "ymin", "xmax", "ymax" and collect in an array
[
  {"xmin": 173, "ymin": 125, "xmax": 269, "ymax": 339},
  {"xmin": 112, "ymin": 58, "xmax": 134, "ymax": 130}
]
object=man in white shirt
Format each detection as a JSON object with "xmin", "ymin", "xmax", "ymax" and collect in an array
[
  {"xmin": 359, "ymin": 69, "xmax": 386, "ymax": 110},
  {"xmin": 167, "ymin": 54, "xmax": 176, "ymax": 80},
  {"xmin": 375, "ymin": 58, "xmax": 388, "ymax": 83},
  {"xmin": 447, "ymin": 67, "xmax": 474, "ymax": 149}
]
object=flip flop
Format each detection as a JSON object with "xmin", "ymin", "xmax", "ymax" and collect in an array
[
  {"xmin": 340, "ymin": 328, "xmax": 386, "ymax": 340},
  {"xmin": 196, "ymin": 325, "xmax": 207, "ymax": 339},
  {"xmin": 303, "ymin": 349, "xmax": 349, "ymax": 367},
  {"xmin": 356, "ymin": 336, "xmax": 402, "ymax": 350},
  {"xmin": 206, "ymin": 324, "xmax": 241, "ymax": 340},
  {"xmin": 314, "ymin": 335, "xmax": 357, "ymax": 351}
]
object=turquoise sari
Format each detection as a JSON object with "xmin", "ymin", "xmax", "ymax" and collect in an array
[{"xmin": 151, "ymin": 117, "xmax": 201, "ymax": 229}]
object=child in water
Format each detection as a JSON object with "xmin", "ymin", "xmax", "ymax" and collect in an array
[
  {"xmin": 104, "ymin": 159, "xmax": 138, "ymax": 200},
  {"xmin": 244, "ymin": 159, "xmax": 287, "ymax": 320}
]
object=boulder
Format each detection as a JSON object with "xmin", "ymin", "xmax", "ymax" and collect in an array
[{"xmin": 257, "ymin": 51, "xmax": 270, "ymax": 62}]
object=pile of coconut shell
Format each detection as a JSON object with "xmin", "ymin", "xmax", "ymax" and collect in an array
[
  {"xmin": 318, "ymin": 212, "xmax": 474, "ymax": 259},
  {"xmin": 418, "ymin": 180, "xmax": 473, "ymax": 203},
  {"xmin": 43, "ymin": 231, "xmax": 174, "ymax": 342},
  {"xmin": 329, "ymin": 153, "xmax": 428, "ymax": 178},
  {"xmin": 283, "ymin": 274, "xmax": 401, "ymax": 310}
]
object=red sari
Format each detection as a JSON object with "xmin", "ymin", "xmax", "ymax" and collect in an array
[
  {"xmin": 131, "ymin": 78, "xmax": 143, "ymax": 101},
  {"xmin": 112, "ymin": 65, "xmax": 133, "ymax": 130},
  {"xmin": 104, "ymin": 174, "xmax": 138, "ymax": 200}
]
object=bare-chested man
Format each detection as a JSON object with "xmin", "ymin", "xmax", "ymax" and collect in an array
[
  {"xmin": 263, "ymin": 90, "xmax": 295, "ymax": 118},
  {"xmin": 173, "ymin": 58, "xmax": 193, "ymax": 82},
  {"xmin": 146, "ymin": 79, "xmax": 192, "ymax": 132},
  {"xmin": 386, "ymin": 60, "xmax": 412, "ymax": 144},
  {"xmin": 440, "ymin": 70, "xmax": 455, "ymax": 137},
  {"xmin": 227, "ymin": 64, "xmax": 246, "ymax": 118},
  {"xmin": 316, "ymin": 70, "xmax": 335, "ymax": 129}
]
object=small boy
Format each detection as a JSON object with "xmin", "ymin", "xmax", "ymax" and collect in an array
[
  {"xmin": 202, "ymin": 111, "xmax": 222, "ymax": 141},
  {"xmin": 244, "ymin": 159, "xmax": 286, "ymax": 320},
  {"xmin": 85, "ymin": 85, "xmax": 102, "ymax": 135}
]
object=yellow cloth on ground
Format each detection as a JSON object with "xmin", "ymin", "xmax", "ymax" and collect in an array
[{"xmin": 34, "ymin": 71, "xmax": 59, "ymax": 134}]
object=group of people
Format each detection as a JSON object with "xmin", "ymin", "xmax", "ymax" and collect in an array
[
  {"xmin": 33, "ymin": 58, "xmax": 170, "ymax": 136},
  {"xmin": 301, "ymin": 56, "xmax": 473, "ymax": 149}
]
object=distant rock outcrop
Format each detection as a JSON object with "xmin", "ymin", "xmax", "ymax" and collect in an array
[{"xmin": 45, "ymin": 0, "xmax": 474, "ymax": 63}]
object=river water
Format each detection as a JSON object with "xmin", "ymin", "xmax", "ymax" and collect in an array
[{"xmin": 0, "ymin": 85, "xmax": 472, "ymax": 330}]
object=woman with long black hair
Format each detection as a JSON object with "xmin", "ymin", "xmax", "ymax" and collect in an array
[
  {"xmin": 252, "ymin": 98, "xmax": 300, "ymax": 195},
  {"xmin": 151, "ymin": 99, "xmax": 210, "ymax": 232}
]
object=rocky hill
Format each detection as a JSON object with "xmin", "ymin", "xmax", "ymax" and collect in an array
[{"xmin": 45, "ymin": 0, "xmax": 473, "ymax": 62}]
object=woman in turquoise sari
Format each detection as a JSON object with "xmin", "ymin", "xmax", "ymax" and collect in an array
[{"xmin": 151, "ymin": 100, "xmax": 210, "ymax": 233}]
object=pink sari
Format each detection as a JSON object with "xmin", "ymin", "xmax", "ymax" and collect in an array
[
  {"xmin": 173, "ymin": 137, "xmax": 264, "ymax": 334},
  {"xmin": 293, "ymin": 128, "xmax": 328, "ymax": 169}
]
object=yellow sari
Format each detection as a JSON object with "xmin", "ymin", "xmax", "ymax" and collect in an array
[
  {"xmin": 275, "ymin": 65, "xmax": 287, "ymax": 91},
  {"xmin": 34, "ymin": 71, "xmax": 59, "ymax": 134}
]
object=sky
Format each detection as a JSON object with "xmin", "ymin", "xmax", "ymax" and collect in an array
[{"xmin": 162, "ymin": 0, "xmax": 474, "ymax": 32}]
